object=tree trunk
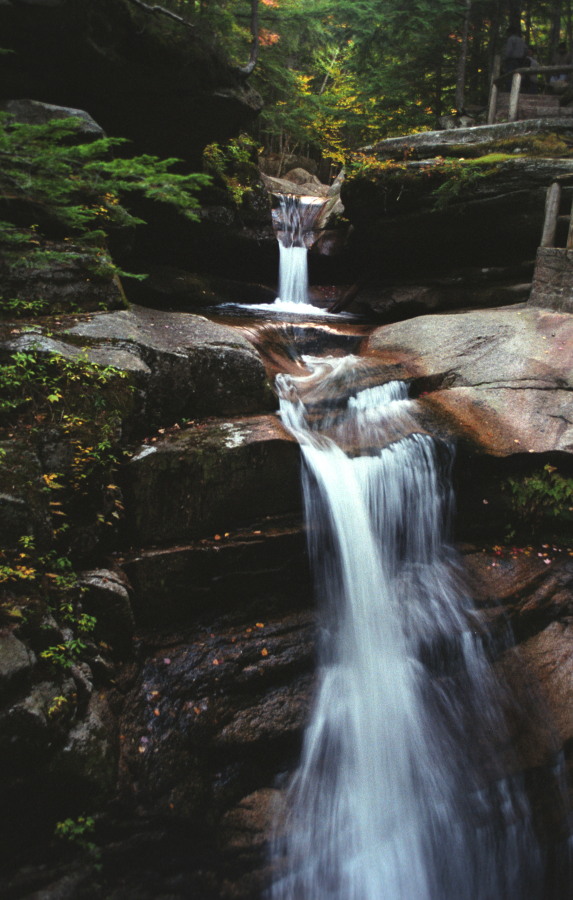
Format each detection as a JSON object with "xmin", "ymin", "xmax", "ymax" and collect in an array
[
  {"xmin": 507, "ymin": 0, "xmax": 522, "ymax": 32},
  {"xmin": 455, "ymin": 0, "xmax": 472, "ymax": 111},
  {"xmin": 549, "ymin": 0, "xmax": 563, "ymax": 60},
  {"xmin": 236, "ymin": 0, "xmax": 260, "ymax": 77}
]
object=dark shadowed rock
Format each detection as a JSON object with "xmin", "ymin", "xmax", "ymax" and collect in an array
[
  {"xmin": 78, "ymin": 569, "xmax": 135, "ymax": 654},
  {"xmin": 123, "ymin": 415, "xmax": 300, "ymax": 546},
  {"xmin": 0, "ymin": 245, "xmax": 127, "ymax": 316},
  {"xmin": 342, "ymin": 140, "xmax": 573, "ymax": 276},
  {"xmin": 0, "ymin": 634, "xmax": 35, "ymax": 701},
  {"xmin": 0, "ymin": 0, "xmax": 263, "ymax": 165},
  {"xmin": 118, "ymin": 610, "xmax": 314, "ymax": 823},
  {"xmin": 123, "ymin": 517, "xmax": 307, "ymax": 626}
]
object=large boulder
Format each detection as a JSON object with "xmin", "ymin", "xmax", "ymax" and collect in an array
[
  {"xmin": 366, "ymin": 305, "xmax": 573, "ymax": 457},
  {"xmin": 2, "ymin": 305, "xmax": 275, "ymax": 435},
  {"xmin": 122, "ymin": 414, "xmax": 300, "ymax": 547},
  {"xmin": 343, "ymin": 122, "xmax": 573, "ymax": 278}
]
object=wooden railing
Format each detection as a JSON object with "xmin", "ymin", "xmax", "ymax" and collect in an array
[
  {"xmin": 487, "ymin": 59, "xmax": 573, "ymax": 125},
  {"xmin": 538, "ymin": 180, "xmax": 573, "ymax": 249}
]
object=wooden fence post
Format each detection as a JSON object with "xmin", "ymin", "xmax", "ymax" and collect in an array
[
  {"xmin": 508, "ymin": 71, "xmax": 522, "ymax": 122},
  {"xmin": 487, "ymin": 53, "xmax": 501, "ymax": 125},
  {"xmin": 541, "ymin": 182, "xmax": 561, "ymax": 248},
  {"xmin": 566, "ymin": 193, "xmax": 573, "ymax": 251}
]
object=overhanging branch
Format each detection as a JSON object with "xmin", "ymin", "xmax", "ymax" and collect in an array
[
  {"xmin": 124, "ymin": 0, "xmax": 196, "ymax": 31},
  {"xmin": 235, "ymin": 0, "xmax": 260, "ymax": 77}
]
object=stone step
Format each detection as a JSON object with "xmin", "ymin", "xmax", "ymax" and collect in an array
[
  {"xmin": 122, "ymin": 414, "xmax": 301, "ymax": 546},
  {"xmin": 120, "ymin": 515, "xmax": 309, "ymax": 625}
]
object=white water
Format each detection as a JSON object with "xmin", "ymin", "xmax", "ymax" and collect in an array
[{"xmin": 269, "ymin": 356, "xmax": 544, "ymax": 900}]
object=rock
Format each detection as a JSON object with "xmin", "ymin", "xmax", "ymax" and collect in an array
[
  {"xmin": 215, "ymin": 678, "xmax": 311, "ymax": 748},
  {"xmin": 220, "ymin": 787, "xmax": 279, "ymax": 853},
  {"xmin": 0, "ymin": 493, "xmax": 34, "ymax": 548},
  {"xmin": 0, "ymin": 441, "xmax": 53, "ymax": 549},
  {"xmin": 219, "ymin": 787, "xmax": 280, "ymax": 896},
  {"xmin": 282, "ymin": 168, "xmax": 322, "ymax": 187},
  {"xmin": 1, "ymin": 306, "xmax": 275, "ymax": 436},
  {"xmin": 342, "ymin": 146, "xmax": 573, "ymax": 277},
  {"xmin": 77, "ymin": 569, "xmax": 135, "ymax": 653},
  {"xmin": 49, "ymin": 691, "xmax": 117, "ymax": 800},
  {"xmin": 123, "ymin": 415, "xmax": 300, "ymax": 546},
  {"xmin": 0, "ymin": 243, "xmax": 127, "ymax": 316},
  {"xmin": 66, "ymin": 305, "xmax": 274, "ymax": 427},
  {"xmin": 366, "ymin": 305, "xmax": 573, "ymax": 456},
  {"xmin": 118, "ymin": 610, "xmax": 314, "ymax": 822},
  {"xmin": 259, "ymin": 154, "xmax": 318, "ymax": 178},
  {"xmin": 518, "ymin": 621, "xmax": 573, "ymax": 758},
  {"xmin": 262, "ymin": 172, "xmax": 330, "ymax": 199},
  {"xmin": 0, "ymin": 99, "xmax": 105, "ymax": 139},
  {"xmin": 122, "ymin": 517, "xmax": 307, "ymax": 626},
  {"xmin": 529, "ymin": 247, "xmax": 573, "ymax": 313},
  {"xmin": 0, "ymin": 634, "xmax": 35, "ymax": 701},
  {"xmin": 342, "ymin": 278, "xmax": 531, "ymax": 319},
  {"xmin": 127, "ymin": 265, "xmax": 277, "ymax": 311},
  {"xmin": 363, "ymin": 118, "xmax": 573, "ymax": 161},
  {"xmin": 0, "ymin": 681, "xmax": 68, "ymax": 771}
]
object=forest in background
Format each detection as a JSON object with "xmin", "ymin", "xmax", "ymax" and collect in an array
[{"xmin": 150, "ymin": 0, "xmax": 573, "ymax": 163}]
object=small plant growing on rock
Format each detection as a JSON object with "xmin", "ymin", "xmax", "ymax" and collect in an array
[
  {"xmin": 504, "ymin": 463, "xmax": 573, "ymax": 538},
  {"xmin": 55, "ymin": 815, "xmax": 100, "ymax": 865}
]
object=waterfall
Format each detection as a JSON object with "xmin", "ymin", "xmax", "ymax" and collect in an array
[
  {"xmin": 274, "ymin": 194, "xmax": 324, "ymax": 309},
  {"xmin": 269, "ymin": 355, "xmax": 546, "ymax": 900}
]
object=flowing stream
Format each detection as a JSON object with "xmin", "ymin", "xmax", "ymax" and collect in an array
[{"xmin": 268, "ymin": 354, "xmax": 547, "ymax": 899}]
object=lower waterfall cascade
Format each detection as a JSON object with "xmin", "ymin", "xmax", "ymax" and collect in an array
[{"xmin": 265, "ymin": 353, "xmax": 571, "ymax": 900}]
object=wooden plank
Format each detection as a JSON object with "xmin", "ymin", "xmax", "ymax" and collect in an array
[{"xmin": 540, "ymin": 182, "xmax": 561, "ymax": 248}]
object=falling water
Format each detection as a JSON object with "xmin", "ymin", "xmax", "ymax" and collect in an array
[
  {"xmin": 269, "ymin": 355, "xmax": 547, "ymax": 900},
  {"xmin": 275, "ymin": 194, "xmax": 324, "ymax": 309}
]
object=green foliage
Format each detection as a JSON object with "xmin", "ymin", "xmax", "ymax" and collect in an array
[
  {"xmin": 202, "ymin": 133, "xmax": 260, "ymax": 204},
  {"xmin": 55, "ymin": 815, "xmax": 100, "ymax": 862},
  {"xmin": 505, "ymin": 464, "xmax": 573, "ymax": 536},
  {"xmin": 0, "ymin": 349, "xmax": 131, "ymax": 658},
  {"xmin": 431, "ymin": 157, "xmax": 500, "ymax": 209},
  {"xmin": 0, "ymin": 348, "xmax": 131, "ymax": 422},
  {"xmin": 0, "ymin": 537, "xmax": 93, "ymax": 670},
  {"xmin": 0, "ymin": 296, "xmax": 51, "ymax": 318},
  {"xmin": 0, "ymin": 112, "xmax": 211, "ymax": 280}
]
